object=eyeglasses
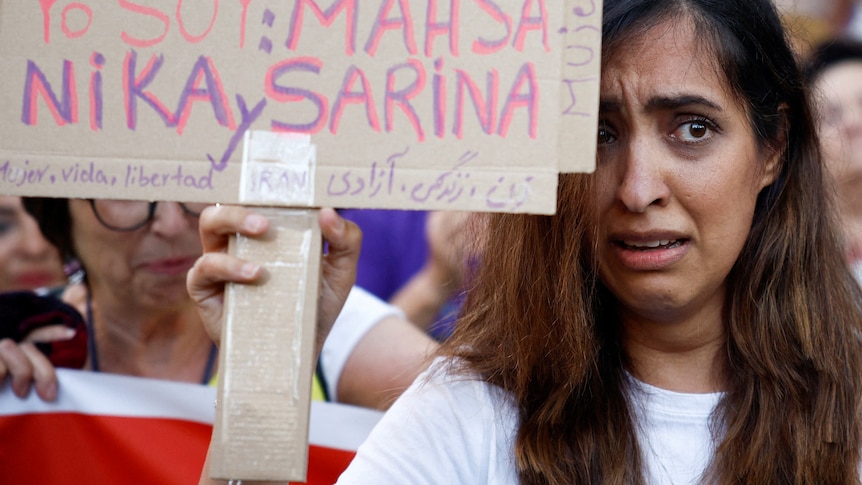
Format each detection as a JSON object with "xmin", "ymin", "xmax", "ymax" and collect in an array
[{"xmin": 88, "ymin": 200, "xmax": 210, "ymax": 232}]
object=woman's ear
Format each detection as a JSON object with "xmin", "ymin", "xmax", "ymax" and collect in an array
[
  {"xmin": 759, "ymin": 106, "xmax": 788, "ymax": 190},
  {"xmin": 759, "ymin": 146, "xmax": 783, "ymax": 190}
]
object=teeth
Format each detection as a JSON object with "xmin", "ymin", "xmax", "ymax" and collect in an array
[{"xmin": 624, "ymin": 239, "xmax": 672, "ymax": 248}]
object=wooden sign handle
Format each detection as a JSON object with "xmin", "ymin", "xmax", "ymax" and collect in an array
[{"xmin": 210, "ymin": 207, "xmax": 321, "ymax": 482}]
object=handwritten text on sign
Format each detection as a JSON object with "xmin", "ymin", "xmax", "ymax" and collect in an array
[{"xmin": 0, "ymin": 0, "xmax": 602, "ymax": 213}]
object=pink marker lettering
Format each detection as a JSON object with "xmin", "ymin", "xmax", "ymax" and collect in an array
[
  {"xmin": 286, "ymin": 0, "xmax": 358, "ymax": 56},
  {"xmin": 453, "ymin": 68, "xmax": 498, "ymax": 139},
  {"xmin": 385, "ymin": 59, "xmax": 426, "ymax": 142},
  {"xmin": 176, "ymin": 0, "xmax": 218, "ymax": 44},
  {"xmin": 498, "ymin": 62, "xmax": 538, "ymax": 138},
  {"xmin": 89, "ymin": 52, "xmax": 105, "ymax": 131},
  {"xmin": 21, "ymin": 59, "xmax": 78, "ymax": 126},
  {"xmin": 123, "ymin": 51, "xmax": 174, "ymax": 129},
  {"xmin": 512, "ymin": 0, "xmax": 549, "ymax": 52},
  {"xmin": 266, "ymin": 57, "xmax": 329, "ymax": 134},
  {"xmin": 424, "ymin": 0, "xmax": 459, "ymax": 57},
  {"xmin": 61, "ymin": 3, "xmax": 92, "ymax": 39},
  {"xmin": 38, "ymin": 0, "xmax": 58, "ymax": 44},
  {"xmin": 432, "ymin": 58, "xmax": 446, "ymax": 138},
  {"xmin": 471, "ymin": 0, "xmax": 510, "ymax": 55},
  {"xmin": 365, "ymin": 0, "xmax": 418, "ymax": 57},
  {"xmin": 238, "ymin": 0, "xmax": 253, "ymax": 48},
  {"xmin": 330, "ymin": 65, "xmax": 381, "ymax": 134},
  {"xmin": 119, "ymin": 0, "xmax": 170, "ymax": 48},
  {"xmin": 174, "ymin": 56, "xmax": 237, "ymax": 135}
]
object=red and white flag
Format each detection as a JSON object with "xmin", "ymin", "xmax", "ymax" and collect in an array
[{"xmin": 0, "ymin": 369, "xmax": 381, "ymax": 485}]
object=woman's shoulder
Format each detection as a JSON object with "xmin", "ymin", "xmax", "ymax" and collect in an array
[
  {"xmin": 337, "ymin": 356, "xmax": 520, "ymax": 483},
  {"xmin": 414, "ymin": 356, "xmax": 516, "ymax": 414}
]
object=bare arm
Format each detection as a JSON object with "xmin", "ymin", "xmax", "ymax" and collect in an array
[
  {"xmin": 337, "ymin": 314, "xmax": 437, "ymax": 410},
  {"xmin": 389, "ymin": 211, "xmax": 471, "ymax": 330}
]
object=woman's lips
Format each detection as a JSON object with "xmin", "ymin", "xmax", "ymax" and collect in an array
[
  {"xmin": 140, "ymin": 256, "xmax": 198, "ymax": 276},
  {"xmin": 610, "ymin": 237, "xmax": 690, "ymax": 271},
  {"xmin": 15, "ymin": 270, "xmax": 61, "ymax": 289}
]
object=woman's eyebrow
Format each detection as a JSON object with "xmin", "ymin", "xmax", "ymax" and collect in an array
[
  {"xmin": 645, "ymin": 94, "xmax": 723, "ymax": 112},
  {"xmin": 598, "ymin": 95, "xmax": 723, "ymax": 114}
]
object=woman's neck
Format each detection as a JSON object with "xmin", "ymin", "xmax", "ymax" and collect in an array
[
  {"xmin": 84, "ymin": 286, "xmax": 216, "ymax": 384},
  {"xmin": 620, "ymin": 306, "xmax": 727, "ymax": 394}
]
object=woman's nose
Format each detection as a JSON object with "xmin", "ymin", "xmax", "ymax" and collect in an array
[
  {"xmin": 150, "ymin": 202, "xmax": 194, "ymax": 236},
  {"xmin": 614, "ymin": 137, "xmax": 671, "ymax": 213},
  {"xmin": 19, "ymin": 217, "xmax": 55, "ymax": 258}
]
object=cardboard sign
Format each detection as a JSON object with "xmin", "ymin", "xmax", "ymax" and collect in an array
[{"xmin": 0, "ymin": 0, "xmax": 601, "ymax": 214}]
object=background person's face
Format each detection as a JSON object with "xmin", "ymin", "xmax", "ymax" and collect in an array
[
  {"xmin": 68, "ymin": 199, "xmax": 204, "ymax": 310},
  {"xmin": 0, "ymin": 196, "xmax": 66, "ymax": 292},
  {"xmin": 592, "ymin": 19, "xmax": 776, "ymax": 326},
  {"xmin": 813, "ymin": 60, "xmax": 862, "ymax": 263}
]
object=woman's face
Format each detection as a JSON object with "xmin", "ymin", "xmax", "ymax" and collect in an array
[
  {"xmin": 812, "ymin": 60, "xmax": 862, "ymax": 262},
  {"xmin": 0, "ymin": 196, "xmax": 66, "ymax": 292},
  {"xmin": 68, "ymin": 199, "xmax": 204, "ymax": 311},
  {"xmin": 593, "ymin": 20, "xmax": 777, "ymax": 326}
]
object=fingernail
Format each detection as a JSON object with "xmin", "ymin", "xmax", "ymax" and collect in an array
[
  {"xmin": 245, "ymin": 214, "xmax": 268, "ymax": 233},
  {"xmin": 14, "ymin": 383, "xmax": 28, "ymax": 399},
  {"xmin": 61, "ymin": 328, "xmax": 76, "ymax": 340},
  {"xmin": 241, "ymin": 262, "xmax": 261, "ymax": 279},
  {"xmin": 332, "ymin": 213, "xmax": 345, "ymax": 234},
  {"xmin": 44, "ymin": 382, "xmax": 57, "ymax": 401}
]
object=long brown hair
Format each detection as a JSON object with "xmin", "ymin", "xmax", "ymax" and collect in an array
[{"xmin": 440, "ymin": 0, "xmax": 862, "ymax": 483}]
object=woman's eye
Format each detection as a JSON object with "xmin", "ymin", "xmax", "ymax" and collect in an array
[
  {"xmin": 673, "ymin": 118, "xmax": 715, "ymax": 144},
  {"xmin": 598, "ymin": 125, "xmax": 616, "ymax": 145},
  {"xmin": 0, "ymin": 221, "xmax": 14, "ymax": 237}
]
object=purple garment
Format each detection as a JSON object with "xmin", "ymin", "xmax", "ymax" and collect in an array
[
  {"xmin": 339, "ymin": 209, "xmax": 459, "ymax": 339},
  {"xmin": 339, "ymin": 209, "xmax": 429, "ymax": 302}
]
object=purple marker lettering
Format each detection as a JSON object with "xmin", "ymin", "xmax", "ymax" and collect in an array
[
  {"xmin": 89, "ymin": 52, "xmax": 105, "ymax": 131},
  {"xmin": 123, "ymin": 51, "xmax": 174, "ymax": 129},
  {"xmin": 484, "ymin": 176, "xmax": 507, "ymax": 209},
  {"xmin": 349, "ymin": 175, "xmax": 366, "ymax": 196},
  {"xmin": 382, "ymin": 148, "xmax": 406, "ymax": 195},
  {"xmin": 561, "ymin": 77, "xmax": 595, "ymax": 117},
  {"xmin": 424, "ymin": 0, "xmax": 459, "ymax": 57},
  {"xmin": 572, "ymin": 0, "xmax": 595, "ymax": 17},
  {"xmin": 208, "ymin": 94, "xmax": 267, "ymax": 171},
  {"xmin": 453, "ymin": 68, "xmax": 498, "ymax": 138},
  {"xmin": 564, "ymin": 25, "xmax": 599, "ymax": 68},
  {"xmin": 471, "ymin": 0, "xmax": 510, "ymax": 55},
  {"xmin": 364, "ymin": 0, "xmax": 417, "ymax": 57},
  {"xmin": 432, "ymin": 58, "xmax": 446, "ymax": 138},
  {"xmin": 385, "ymin": 59, "xmax": 426, "ymax": 142},
  {"xmin": 330, "ymin": 65, "xmax": 381, "ymax": 135},
  {"xmin": 266, "ymin": 57, "xmax": 329, "ymax": 134},
  {"xmin": 21, "ymin": 59, "xmax": 78, "ymax": 126},
  {"xmin": 498, "ymin": 62, "xmax": 538, "ymax": 138},
  {"xmin": 174, "ymin": 56, "xmax": 237, "ymax": 135},
  {"xmin": 512, "ymin": 0, "xmax": 549, "ymax": 52},
  {"xmin": 286, "ymin": 0, "xmax": 358, "ymax": 56},
  {"xmin": 327, "ymin": 171, "xmax": 353, "ymax": 196},
  {"xmin": 565, "ymin": 44, "xmax": 594, "ymax": 68}
]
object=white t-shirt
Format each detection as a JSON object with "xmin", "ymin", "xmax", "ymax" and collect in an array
[
  {"xmin": 319, "ymin": 286, "xmax": 404, "ymax": 402},
  {"xmin": 337, "ymin": 358, "xmax": 721, "ymax": 484},
  {"xmin": 629, "ymin": 377, "xmax": 721, "ymax": 484}
]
